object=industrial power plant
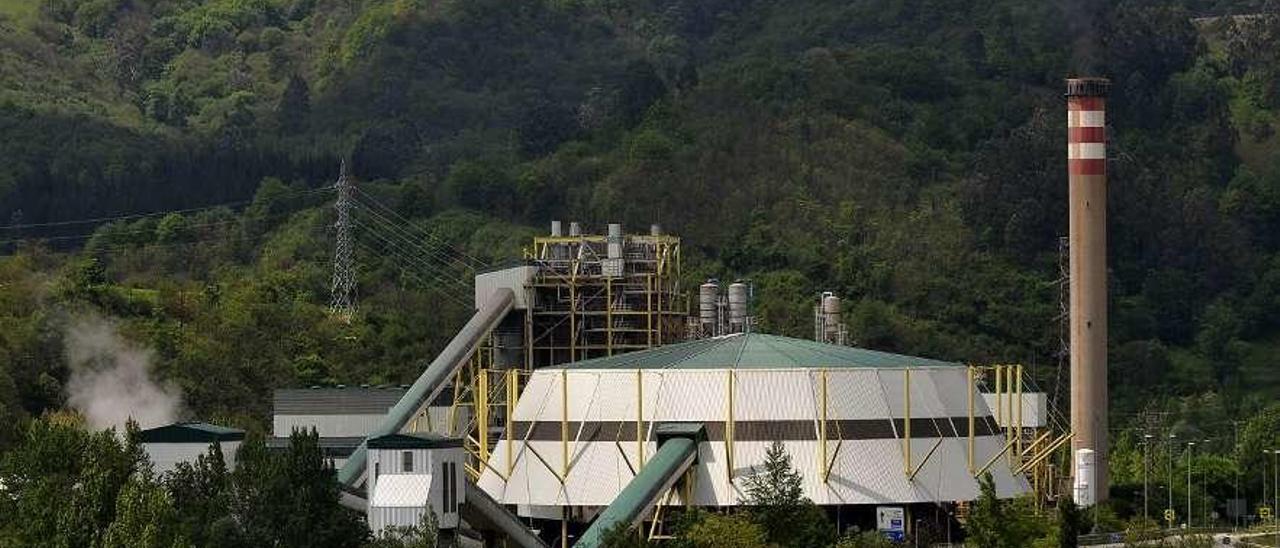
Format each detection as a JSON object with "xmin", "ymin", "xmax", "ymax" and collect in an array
[{"xmin": 135, "ymin": 79, "xmax": 1112, "ymax": 547}]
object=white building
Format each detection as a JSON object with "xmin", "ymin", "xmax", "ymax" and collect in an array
[
  {"xmin": 137, "ymin": 422, "xmax": 244, "ymax": 474},
  {"xmin": 273, "ymin": 387, "xmax": 465, "ymax": 468},
  {"xmin": 367, "ymin": 433, "xmax": 466, "ymax": 536},
  {"xmin": 478, "ymin": 333, "xmax": 1029, "ymax": 521}
]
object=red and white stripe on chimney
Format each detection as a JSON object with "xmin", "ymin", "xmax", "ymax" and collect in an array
[{"xmin": 1067, "ymin": 94, "xmax": 1106, "ymax": 175}]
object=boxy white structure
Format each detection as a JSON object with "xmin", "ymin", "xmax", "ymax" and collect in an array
[
  {"xmin": 137, "ymin": 422, "xmax": 244, "ymax": 474},
  {"xmin": 366, "ymin": 433, "xmax": 466, "ymax": 536}
]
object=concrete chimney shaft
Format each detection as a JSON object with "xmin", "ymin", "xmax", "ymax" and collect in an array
[{"xmin": 1067, "ymin": 77, "xmax": 1110, "ymax": 503}]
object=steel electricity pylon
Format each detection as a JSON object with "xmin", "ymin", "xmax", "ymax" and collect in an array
[{"xmin": 329, "ymin": 159, "xmax": 357, "ymax": 321}]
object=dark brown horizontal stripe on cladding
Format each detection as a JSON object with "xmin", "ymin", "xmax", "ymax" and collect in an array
[{"xmin": 508, "ymin": 417, "xmax": 1000, "ymax": 442}]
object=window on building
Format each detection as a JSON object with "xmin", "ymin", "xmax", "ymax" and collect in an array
[
  {"xmin": 445, "ymin": 461, "xmax": 457, "ymax": 514},
  {"xmin": 374, "ymin": 462, "xmax": 380, "ymax": 482},
  {"xmin": 442, "ymin": 461, "xmax": 452, "ymax": 513},
  {"xmin": 402, "ymin": 451, "xmax": 414, "ymax": 473}
]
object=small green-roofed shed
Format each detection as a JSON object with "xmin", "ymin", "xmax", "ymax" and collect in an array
[
  {"xmin": 559, "ymin": 332, "xmax": 958, "ymax": 370},
  {"xmin": 136, "ymin": 422, "xmax": 245, "ymax": 443}
]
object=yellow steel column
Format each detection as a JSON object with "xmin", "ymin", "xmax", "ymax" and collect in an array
[
  {"xmin": 820, "ymin": 369, "xmax": 829, "ymax": 482},
  {"xmin": 1005, "ymin": 365, "xmax": 1015, "ymax": 465},
  {"xmin": 1015, "ymin": 364, "xmax": 1024, "ymax": 468},
  {"xmin": 561, "ymin": 508, "xmax": 568, "ymax": 548},
  {"xmin": 968, "ymin": 365, "xmax": 976, "ymax": 473},
  {"xmin": 637, "ymin": 369, "xmax": 645, "ymax": 468},
  {"xmin": 646, "ymin": 274, "xmax": 654, "ymax": 348},
  {"xmin": 569, "ymin": 282, "xmax": 577, "ymax": 362},
  {"xmin": 903, "ymin": 368, "xmax": 912, "ymax": 476},
  {"xmin": 607, "ymin": 278, "xmax": 614, "ymax": 356},
  {"xmin": 725, "ymin": 370, "xmax": 735, "ymax": 481},
  {"xmin": 995, "ymin": 365, "xmax": 1004, "ymax": 439},
  {"xmin": 561, "ymin": 369, "xmax": 569, "ymax": 478},
  {"xmin": 478, "ymin": 368, "xmax": 490, "ymax": 464},
  {"xmin": 506, "ymin": 369, "xmax": 517, "ymax": 476}
]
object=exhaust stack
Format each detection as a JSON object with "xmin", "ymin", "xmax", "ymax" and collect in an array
[{"xmin": 1067, "ymin": 77, "xmax": 1110, "ymax": 504}]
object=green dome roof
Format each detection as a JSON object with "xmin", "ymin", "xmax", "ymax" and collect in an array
[{"xmin": 560, "ymin": 333, "xmax": 958, "ymax": 370}]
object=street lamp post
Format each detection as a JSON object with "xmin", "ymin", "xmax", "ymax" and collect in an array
[
  {"xmin": 1144, "ymin": 434, "xmax": 1153, "ymax": 524},
  {"xmin": 1169, "ymin": 433, "xmax": 1177, "ymax": 526},
  {"xmin": 1188, "ymin": 441, "xmax": 1196, "ymax": 529},
  {"xmin": 1204, "ymin": 439, "xmax": 1211, "ymax": 527}
]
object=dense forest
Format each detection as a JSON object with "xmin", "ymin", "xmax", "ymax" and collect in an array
[{"xmin": 1, "ymin": 0, "xmax": 1279, "ymax": 521}]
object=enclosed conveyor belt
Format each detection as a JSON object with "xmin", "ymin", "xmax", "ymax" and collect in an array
[
  {"xmin": 463, "ymin": 482, "xmax": 549, "ymax": 548},
  {"xmin": 575, "ymin": 424, "xmax": 705, "ymax": 548},
  {"xmin": 337, "ymin": 288, "xmax": 515, "ymax": 487}
]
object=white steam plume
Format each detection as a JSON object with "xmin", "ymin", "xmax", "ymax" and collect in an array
[{"xmin": 64, "ymin": 315, "xmax": 183, "ymax": 431}]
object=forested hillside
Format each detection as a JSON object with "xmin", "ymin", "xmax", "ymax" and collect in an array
[{"xmin": 1, "ymin": 0, "xmax": 1279, "ymax": 490}]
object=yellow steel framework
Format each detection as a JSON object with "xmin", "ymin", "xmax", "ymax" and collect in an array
[{"xmin": 521, "ymin": 233, "xmax": 685, "ymax": 367}]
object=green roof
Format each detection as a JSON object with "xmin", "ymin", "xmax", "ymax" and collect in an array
[
  {"xmin": 136, "ymin": 422, "xmax": 245, "ymax": 443},
  {"xmin": 561, "ymin": 333, "xmax": 958, "ymax": 370},
  {"xmin": 367, "ymin": 433, "xmax": 464, "ymax": 450}
]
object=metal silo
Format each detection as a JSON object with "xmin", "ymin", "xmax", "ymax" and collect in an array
[
  {"xmin": 727, "ymin": 282, "xmax": 749, "ymax": 333},
  {"xmin": 699, "ymin": 280, "xmax": 720, "ymax": 337},
  {"xmin": 604, "ymin": 223, "xmax": 624, "ymax": 277}
]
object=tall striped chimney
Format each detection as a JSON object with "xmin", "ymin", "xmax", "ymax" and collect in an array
[{"xmin": 1067, "ymin": 77, "xmax": 1110, "ymax": 504}]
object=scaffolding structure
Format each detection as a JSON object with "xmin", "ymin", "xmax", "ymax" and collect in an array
[
  {"xmin": 521, "ymin": 229, "xmax": 685, "ymax": 367},
  {"xmin": 450, "ymin": 226, "xmax": 686, "ymax": 487}
]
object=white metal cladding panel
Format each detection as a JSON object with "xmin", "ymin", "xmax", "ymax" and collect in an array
[
  {"xmin": 372, "ymin": 474, "xmax": 432, "ymax": 506},
  {"xmin": 924, "ymin": 368, "xmax": 971, "ymax": 417},
  {"xmin": 514, "ymin": 372, "xmax": 557, "ymax": 422},
  {"xmin": 474, "ymin": 266, "xmax": 535, "ymax": 310},
  {"xmin": 146, "ymin": 442, "xmax": 240, "ymax": 474},
  {"xmin": 976, "ymin": 435, "xmax": 1031, "ymax": 498},
  {"xmin": 483, "ymin": 436, "xmax": 1028, "ymax": 507},
  {"xmin": 652, "ymin": 370, "xmax": 729, "ymax": 422},
  {"xmin": 734, "ymin": 370, "xmax": 816, "ymax": 421},
  {"xmin": 565, "ymin": 371, "xmax": 604, "ymax": 422},
  {"xmin": 496, "ymin": 440, "xmax": 567, "ymax": 505},
  {"xmin": 981, "ymin": 393, "xmax": 1047, "ymax": 428},
  {"xmin": 274, "ymin": 414, "xmax": 382, "ymax": 438},
  {"xmin": 824, "ymin": 370, "xmax": 890, "ymax": 420},
  {"xmin": 874, "ymin": 368, "xmax": 955, "ymax": 420},
  {"xmin": 562, "ymin": 440, "xmax": 643, "ymax": 506},
  {"xmin": 579, "ymin": 371, "xmax": 632, "ymax": 423},
  {"xmin": 370, "ymin": 505, "xmax": 426, "ymax": 537}
]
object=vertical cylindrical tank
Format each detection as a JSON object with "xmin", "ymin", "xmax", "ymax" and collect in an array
[
  {"xmin": 699, "ymin": 280, "xmax": 720, "ymax": 337},
  {"xmin": 821, "ymin": 292, "xmax": 841, "ymax": 338},
  {"xmin": 569, "ymin": 222, "xmax": 582, "ymax": 237},
  {"xmin": 550, "ymin": 220, "xmax": 563, "ymax": 237},
  {"xmin": 1067, "ymin": 76, "xmax": 1110, "ymax": 502},
  {"xmin": 604, "ymin": 223, "xmax": 625, "ymax": 277},
  {"xmin": 727, "ymin": 282, "xmax": 749, "ymax": 333},
  {"xmin": 1073, "ymin": 448, "xmax": 1096, "ymax": 506}
]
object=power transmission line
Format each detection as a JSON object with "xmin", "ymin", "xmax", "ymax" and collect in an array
[{"xmin": 0, "ymin": 187, "xmax": 334, "ymax": 231}]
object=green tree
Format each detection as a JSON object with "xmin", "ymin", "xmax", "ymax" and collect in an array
[
  {"xmin": 232, "ymin": 429, "xmax": 369, "ymax": 548},
  {"xmin": 103, "ymin": 474, "xmax": 193, "ymax": 548},
  {"xmin": 166, "ymin": 442, "xmax": 237, "ymax": 547},
  {"xmin": 965, "ymin": 473, "xmax": 1049, "ymax": 548},
  {"xmin": 741, "ymin": 441, "xmax": 834, "ymax": 548},
  {"xmin": 1056, "ymin": 496, "xmax": 1082, "ymax": 548},
  {"xmin": 834, "ymin": 531, "xmax": 898, "ymax": 548},
  {"xmin": 367, "ymin": 509, "xmax": 439, "ymax": 548},
  {"xmin": 681, "ymin": 512, "xmax": 767, "ymax": 548}
]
